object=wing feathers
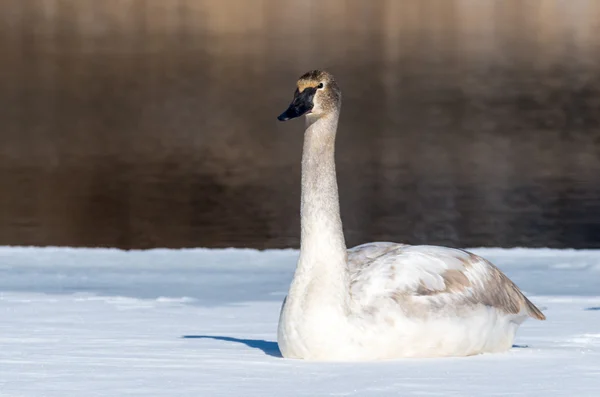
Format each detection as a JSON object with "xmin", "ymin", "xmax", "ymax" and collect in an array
[
  {"xmin": 349, "ymin": 244, "xmax": 545, "ymax": 320},
  {"xmin": 524, "ymin": 295, "xmax": 546, "ymax": 320}
]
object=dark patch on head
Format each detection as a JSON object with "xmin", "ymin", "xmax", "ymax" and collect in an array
[{"xmin": 277, "ymin": 86, "xmax": 318, "ymax": 121}]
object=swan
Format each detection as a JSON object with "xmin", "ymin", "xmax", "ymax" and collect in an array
[{"xmin": 275, "ymin": 70, "xmax": 545, "ymax": 361}]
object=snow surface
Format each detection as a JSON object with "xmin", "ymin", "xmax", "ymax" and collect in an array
[{"xmin": 1, "ymin": 246, "xmax": 599, "ymax": 396}]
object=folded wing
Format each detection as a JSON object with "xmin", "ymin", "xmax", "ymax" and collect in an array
[{"xmin": 348, "ymin": 244, "xmax": 545, "ymax": 320}]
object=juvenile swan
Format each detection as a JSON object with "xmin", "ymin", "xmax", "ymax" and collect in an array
[{"xmin": 276, "ymin": 70, "xmax": 545, "ymax": 361}]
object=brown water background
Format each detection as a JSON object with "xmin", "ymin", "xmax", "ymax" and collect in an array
[{"xmin": 1, "ymin": 0, "xmax": 599, "ymax": 249}]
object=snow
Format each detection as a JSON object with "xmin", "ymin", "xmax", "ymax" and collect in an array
[{"xmin": 1, "ymin": 246, "xmax": 599, "ymax": 396}]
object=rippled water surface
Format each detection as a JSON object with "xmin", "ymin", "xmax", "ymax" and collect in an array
[{"xmin": 1, "ymin": 1, "xmax": 599, "ymax": 248}]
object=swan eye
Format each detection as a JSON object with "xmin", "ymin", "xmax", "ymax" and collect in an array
[{"xmin": 317, "ymin": 83, "xmax": 324, "ymax": 89}]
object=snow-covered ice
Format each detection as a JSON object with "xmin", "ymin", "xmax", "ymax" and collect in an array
[{"xmin": 1, "ymin": 247, "xmax": 599, "ymax": 396}]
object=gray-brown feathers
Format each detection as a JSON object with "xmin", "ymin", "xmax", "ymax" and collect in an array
[
  {"xmin": 297, "ymin": 70, "xmax": 341, "ymax": 115},
  {"xmin": 348, "ymin": 243, "xmax": 546, "ymax": 320}
]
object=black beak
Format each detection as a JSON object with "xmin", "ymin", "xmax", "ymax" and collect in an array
[{"xmin": 277, "ymin": 87, "xmax": 316, "ymax": 121}]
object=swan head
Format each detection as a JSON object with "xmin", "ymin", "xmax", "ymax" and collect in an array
[{"xmin": 277, "ymin": 70, "xmax": 341, "ymax": 122}]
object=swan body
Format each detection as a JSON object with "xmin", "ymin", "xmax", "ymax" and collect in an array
[{"xmin": 276, "ymin": 70, "xmax": 545, "ymax": 361}]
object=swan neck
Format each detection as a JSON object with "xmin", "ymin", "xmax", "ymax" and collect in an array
[
  {"xmin": 299, "ymin": 111, "xmax": 347, "ymax": 264},
  {"xmin": 278, "ymin": 110, "xmax": 350, "ymax": 349}
]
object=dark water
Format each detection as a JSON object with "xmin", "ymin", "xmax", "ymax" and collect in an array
[{"xmin": 1, "ymin": 1, "xmax": 600, "ymax": 249}]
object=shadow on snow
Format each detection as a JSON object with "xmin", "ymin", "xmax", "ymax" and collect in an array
[{"xmin": 182, "ymin": 335, "xmax": 282, "ymax": 357}]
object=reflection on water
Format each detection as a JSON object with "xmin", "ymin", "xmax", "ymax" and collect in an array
[{"xmin": 1, "ymin": 0, "xmax": 599, "ymax": 249}]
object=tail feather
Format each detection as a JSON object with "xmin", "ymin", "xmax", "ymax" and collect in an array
[{"xmin": 524, "ymin": 296, "xmax": 546, "ymax": 320}]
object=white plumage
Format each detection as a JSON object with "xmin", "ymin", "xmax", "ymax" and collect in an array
[{"xmin": 276, "ymin": 70, "xmax": 545, "ymax": 361}]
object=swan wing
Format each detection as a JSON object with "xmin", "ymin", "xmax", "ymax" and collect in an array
[
  {"xmin": 347, "ymin": 242, "xmax": 408, "ymax": 273},
  {"xmin": 348, "ymin": 244, "xmax": 545, "ymax": 320}
]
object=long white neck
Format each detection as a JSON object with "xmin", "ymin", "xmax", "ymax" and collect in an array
[
  {"xmin": 278, "ymin": 110, "xmax": 352, "ymax": 359},
  {"xmin": 300, "ymin": 112, "xmax": 347, "ymax": 260},
  {"xmin": 291, "ymin": 111, "xmax": 349, "ymax": 307}
]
